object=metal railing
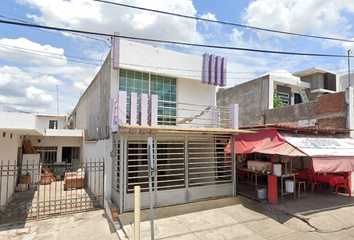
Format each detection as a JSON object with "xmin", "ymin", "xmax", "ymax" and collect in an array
[
  {"xmin": 0, "ymin": 159, "xmax": 104, "ymax": 224},
  {"xmin": 157, "ymin": 100, "xmax": 231, "ymax": 127},
  {"xmin": 111, "ymin": 91, "xmax": 237, "ymax": 131}
]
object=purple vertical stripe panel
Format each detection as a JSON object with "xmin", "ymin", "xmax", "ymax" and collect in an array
[
  {"xmin": 113, "ymin": 32, "xmax": 120, "ymax": 70},
  {"xmin": 221, "ymin": 57, "xmax": 227, "ymax": 87},
  {"xmin": 149, "ymin": 94, "xmax": 158, "ymax": 126},
  {"xmin": 130, "ymin": 92, "xmax": 137, "ymax": 126},
  {"xmin": 202, "ymin": 53, "xmax": 209, "ymax": 84},
  {"xmin": 215, "ymin": 56, "xmax": 222, "ymax": 86},
  {"xmin": 118, "ymin": 91, "xmax": 127, "ymax": 125},
  {"xmin": 230, "ymin": 104, "xmax": 239, "ymax": 129},
  {"xmin": 212, "ymin": 107, "xmax": 220, "ymax": 128},
  {"xmin": 208, "ymin": 54, "xmax": 215, "ymax": 85},
  {"xmin": 139, "ymin": 93, "xmax": 148, "ymax": 126}
]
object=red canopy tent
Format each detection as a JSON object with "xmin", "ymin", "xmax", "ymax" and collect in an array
[{"xmin": 227, "ymin": 128, "xmax": 354, "ymax": 173}]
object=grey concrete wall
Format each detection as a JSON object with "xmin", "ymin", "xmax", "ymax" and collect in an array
[
  {"xmin": 264, "ymin": 101, "xmax": 317, "ymax": 125},
  {"xmin": 72, "ymin": 51, "xmax": 112, "ymax": 141},
  {"xmin": 217, "ymin": 76, "xmax": 270, "ymax": 127},
  {"xmin": 301, "ymin": 73, "xmax": 324, "ymax": 101}
]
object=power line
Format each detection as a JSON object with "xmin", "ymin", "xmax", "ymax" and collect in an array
[
  {"xmin": 0, "ymin": 102, "xmax": 33, "ymax": 114},
  {"xmin": 0, "ymin": 13, "xmax": 111, "ymax": 45},
  {"xmin": 0, "ymin": 42, "xmax": 350, "ymax": 77},
  {"xmin": 0, "ymin": 19, "xmax": 351, "ymax": 58},
  {"xmin": 91, "ymin": 0, "xmax": 354, "ymax": 43}
]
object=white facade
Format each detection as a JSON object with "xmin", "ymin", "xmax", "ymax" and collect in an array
[
  {"xmin": 36, "ymin": 115, "xmax": 68, "ymax": 129},
  {"xmin": 118, "ymin": 39, "xmax": 203, "ymax": 81},
  {"xmin": 111, "ymin": 39, "xmax": 216, "ymax": 108},
  {"xmin": 267, "ymin": 72, "xmax": 310, "ymax": 109}
]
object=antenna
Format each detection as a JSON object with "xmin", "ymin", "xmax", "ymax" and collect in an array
[{"xmin": 56, "ymin": 85, "xmax": 59, "ymax": 115}]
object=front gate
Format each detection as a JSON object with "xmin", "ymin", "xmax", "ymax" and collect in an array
[
  {"xmin": 0, "ymin": 159, "xmax": 104, "ymax": 224},
  {"xmin": 113, "ymin": 133, "xmax": 234, "ymax": 212}
]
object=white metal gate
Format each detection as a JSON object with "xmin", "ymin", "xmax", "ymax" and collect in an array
[{"xmin": 114, "ymin": 133, "xmax": 234, "ymax": 212}]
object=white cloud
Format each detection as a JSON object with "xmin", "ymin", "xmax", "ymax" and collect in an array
[
  {"xmin": 199, "ymin": 12, "xmax": 217, "ymax": 30},
  {"xmin": 17, "ymin": 0, "xmax": 204, "ymax": 44},
  {"xmin": 244, "ymin": 0, "xmax": 354, "ymax": 42},
  {"xmin": 0, "ymin": 65, "xmax": 61, "ymax": 112},
  {"xmin": 0, "ymin": 38, "xmax": 66, "ymax": 66}
]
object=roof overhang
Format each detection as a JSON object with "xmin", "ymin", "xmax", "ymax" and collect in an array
[
  {"xmin": 293, "ymin": 67, "xmax": 336, "ymax": 78},
  {"xmin": 45, "ymin": 129, "xmax": 83, "ymax": 137},
  {"xmin": 119, "ymin": 124, "xmax": 256, "ymax": 134}
]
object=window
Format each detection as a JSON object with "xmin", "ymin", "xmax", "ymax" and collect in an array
[
  {"xmin": 49, "ymin": 120, "xmax": 58, "ymax": 129},
  {"xmin": 34, "ymin": 146, "xmax": 58, "ymax": 164},
  {"xmin": 119, "ymin": 69, "xmax": 177, "ymax": 125},
  {"xmin": 294, "ymin": 93, "xmax": 302, "ymax": 104}
]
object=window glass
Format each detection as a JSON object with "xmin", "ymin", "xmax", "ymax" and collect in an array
[{"xmin": 119, "ymin": 69, "xmax": 177, "ymax": 125}]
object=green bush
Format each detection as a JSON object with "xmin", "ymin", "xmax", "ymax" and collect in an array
[{"xmin": 273, "ymin": 94, "xmax": 284, "ymax": 108}]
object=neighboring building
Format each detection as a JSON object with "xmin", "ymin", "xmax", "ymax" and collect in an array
[
  {"xmin": 217, "ymin": 67, "xmax": 354, "ymax": 194},
  {"xmin": 70, "ymin": 34, "xmax": 248, "ymax": 214},
  {"xmin": 217, "ymin": 67, "xmax": 345, "ymax": 128},
  {"xmin": 0, "ymin": 112, "xmax": 83, "ymax": 209}
]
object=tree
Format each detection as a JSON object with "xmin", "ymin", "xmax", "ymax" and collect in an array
[{"xmin": 273, "ymin": 94, "xmax": 284, "ymax": 108}]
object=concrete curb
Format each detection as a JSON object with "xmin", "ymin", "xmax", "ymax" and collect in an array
[{"xmin": 104, "ymin": 198, "xmax": 129, "ymax": 240}]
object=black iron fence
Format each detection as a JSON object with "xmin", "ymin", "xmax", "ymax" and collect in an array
[{"xmin": 0, "ymin": 159, "xmax": 104, "ymax": 224}]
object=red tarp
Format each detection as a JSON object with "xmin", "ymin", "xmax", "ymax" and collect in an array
[
  {"xmin": 229, "ymin": 129, "xmax": 354, "ymax": 173},
  {"xmin": 229, "ymin": 129, "xmax": 306, "ymax": 157}
]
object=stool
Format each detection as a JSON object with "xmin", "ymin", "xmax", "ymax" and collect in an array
[{"xmin": 297, "ymin": 180, "xmax": 306, "ymax": 200}]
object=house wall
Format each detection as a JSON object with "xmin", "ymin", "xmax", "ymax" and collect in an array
[
  {"xmin": 73, "ymin": 52, "xmax": 112, "ymax": 141},
  {"xmin": 264, "ymin": 91, "xmax": 347, "ymax": 129},
  {"xmin": 119, "ymin": 39, "xmax": 203, "ymax": 81},
  {"xmin": 28, "ymin": 136, "xmax": 82, "ymax": 162},
  {"xmin": 0, "ymin": 112, "xmax": 45, "ymax": 136},
  {"xmin": 36, "ymin": 116, "xmax": 67, "ymax": 129},
  {"xmin": 0, "ymin": 132, "xmax": 22, "ymax": 207},
  {"xmin": 217, "ymin": 75, "xmax": 270, "ymax": 127},
  {"xmin": 81, "ymin": 139, "xmax": 111, "ymax": 203},
  {"xmin": 339, "ymin": 73, "xmax": 354, "ymax": 91},
  {"xmin": 177, "ymin": 77, "xmax": 216, "ymax": 127}
]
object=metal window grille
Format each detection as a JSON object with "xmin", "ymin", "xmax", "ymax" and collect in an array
[
  {"xmin": 33, "ymin": 146, "xmax": 58, "ymax": 164},
  {"xmin": 188, "ymin": 135, "xmax": 232, "ymax": 187},
  {"xmin": 156, "ymin": 136, "xmax": 185, "ymax": 190},
  {"xmin": 113, "ymin": 138, "xmax": 120, "ymax": 193}
]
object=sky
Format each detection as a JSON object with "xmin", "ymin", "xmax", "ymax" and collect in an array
[{"xmin": 1, "ymin": 0, "xmax": 354, "ymax": 115}]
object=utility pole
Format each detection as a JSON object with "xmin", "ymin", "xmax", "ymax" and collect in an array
[{"xmin": 348, "ymin": 50, "xmax": 351, "ymax": 87}]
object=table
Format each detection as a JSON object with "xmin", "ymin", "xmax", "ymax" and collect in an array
[
  {"xmin": 316, "ymin": 174, "xmax": 345, "ymax": 187},
  {"xmin": 279, "ymin": 173, "xmax": 297, "ymax": 203},
  {"xmin": 292, "ymin": 169, "xmax": 309, "ymax": 180},
  {"xmin": 237, "ymin": 168, "xmax": 268, "ymax": 190}
]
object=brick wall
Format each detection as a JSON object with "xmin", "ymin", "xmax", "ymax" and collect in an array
[
  {"xmin": 317, "ymin": 92, "xmax": 346, "ymax": 114},
  {"xmin": 318, "ymin": 117, "xmax": 346, "ymax": 129}
]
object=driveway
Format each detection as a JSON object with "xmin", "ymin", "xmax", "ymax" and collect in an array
[
  {"xmin": 117, "ymin": 193, "xmax": 354, "ymax": 240},
  {"xmin": 0, "ymin": 210, "xmax": 118, "ymax": 240}
]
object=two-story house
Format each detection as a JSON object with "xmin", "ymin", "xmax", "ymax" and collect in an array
[
  {"xmin": 70, "ymin": 33, "xmax": 251, "ymax": 213},
  {"xmin": 0, "ymin": 112, "xmax": 82, "ymax": 211}
]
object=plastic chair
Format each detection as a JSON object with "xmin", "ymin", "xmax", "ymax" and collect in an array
[
  {"xmin": 307, "ymin": 173, "xmax": 322, "ymax": 193},
  {"xmin": 335, "ymin": 177, "xmax": 351, "ymax": 197}
]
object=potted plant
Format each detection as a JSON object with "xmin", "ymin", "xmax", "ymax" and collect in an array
[
  {"xmin": 41, "ymin": 171, "xmax": 52, "ymax": 185},
  {"xmin": 20, "ymin": 172, "xmax": 31, "ymax": 186}
]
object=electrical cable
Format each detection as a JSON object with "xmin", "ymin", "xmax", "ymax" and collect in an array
[
  {"xmin": 91, "ymin": 0, "xmax": 354, "ymax": 43},
  {"xmin": 0, "ymin": 19, "xmax": 351, "ymax": 58}
]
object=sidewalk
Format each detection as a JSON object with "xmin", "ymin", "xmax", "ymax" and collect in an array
[
  {"xmin": 117, "ymin": 193, "xmax": 354, "ymax": 240},
  {"xmin": 0, "ymin": 210, "xmax": 118, "ymax": 240}
]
